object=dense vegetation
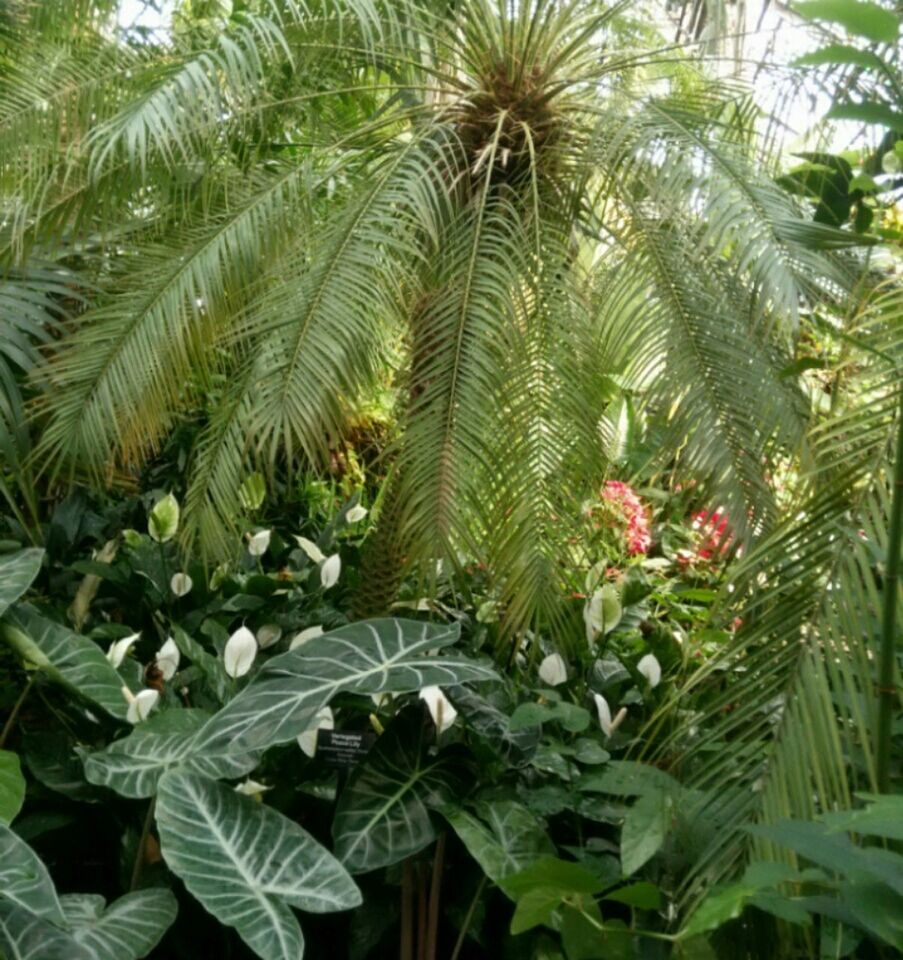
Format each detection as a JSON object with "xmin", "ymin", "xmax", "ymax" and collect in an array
[{"xmin": 0, "ymin": 1, "xmax": 900, "ymax": 958}]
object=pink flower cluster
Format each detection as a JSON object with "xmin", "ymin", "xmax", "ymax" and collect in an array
[
  {"xmin": 691, "ymin": 509, "xmax": 732, "ymax": 561},
  {"xmin": 600, "ymin": 481, "xmax": 651, "ymax": 555}
]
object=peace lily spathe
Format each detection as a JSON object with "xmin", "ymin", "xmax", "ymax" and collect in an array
[
  {"xmin": 584, "ymin": 584, "xmax": 622, "ymax": 641},
  {"xmin": 539, "ymin": 653, "xmax": 568, "ymax": 687},
  {"xmin": 224, "ymin": 626, "xmax": 257, "ymax": 678},
  {"xmin": 297, "ymin": 706, "xmax": 334, "ymax": 758},
  {"xmin": 106, "ymin": 633, "xmax": 139, "ymax": 669},
  {"xmin": 637, "ymin": 653, "xmax": 662, "ymax": 688},
  {"xmin": 294, "ymin": 536, "xmax": 325, "ymax": 563},
  {"xmin": 345, "ymin": 504, "xmax": 368, "ymax": 523},
  {"xmin": 148, "ymin": 493, "xmax": 179, "ymax": 543},
  {"xmin": 155, "ymin": 637, "xmax": 180, "ymax": 681},
  {"xmin": 122, "ymin": 687, "xmax": 159, "ymax": 724},
  {"xmin": 320, "ymin": 553, "xmax": 341, "ymax": 589},
  {"xmin": 593, "ymin": 693, "xmax": 627, "ymax": 738},
  {"xmin": 419, "ymin": 686, "xmax": 457, "ymax": 734},
  {"xmin": 170, "ymin": 572, "xmax": 193, "ymax": 597},
  {"xmin": 234, "ymin": 779, "xmax": 272, "ymax": 799},
  {"xmin": 246, "ymin": 529, "xmax": 271, "ymax": 557},
  {"xmin": 290, "ymin": 625, "xmax": 323, "ymax": 650},
  {"xmin": 256, "ymin": 624, "xmax": 282, "ymax": 649}
]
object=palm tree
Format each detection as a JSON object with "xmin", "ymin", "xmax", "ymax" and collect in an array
[{"xmin": 0, "ymin": 0, "xmax": 868, "ymax": 639}]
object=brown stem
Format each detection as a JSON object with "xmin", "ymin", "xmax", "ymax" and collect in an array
[
  {"xmin": 450, "ymin": 875, "xmax": 486, "ymax": 960},
  {"xmin": 129, "ymin": 798, "xmax": 156, "ymax": 891},
  {"xmin": 425, "ymin": 833, "xmax": 446, "ymax": 960},
  {"xmin": 401, "ymin": 860, "xmax": 415, "ymax": 960},
  {"xmin": 0, "ymin": 675, "xmax": 36, "ymax": 749},
  {"xmin": 417, "ymin": 863, "xmax": 428, "ymax": 960}
]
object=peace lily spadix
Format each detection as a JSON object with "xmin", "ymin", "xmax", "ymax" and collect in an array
[
  {"xmin": 320, "ymin": 554, "xmax": 341, "ymax": 590},
  {"xmin": 224, "ymin": 626, "xmax": 257, "ymax": 678},
  {"xmin": 345, "ymin": 504, "xmax": 368, "ymax": 523},
  {"xmin": 419, "ymin": 686, "xmax": 456, "ymax": 734},
  {"xmin": 297, "ymin": 706, "xmax": 334, "ymax": 758},
  {"xmin": 148, "ymin": 493, "xmax": 179, "ymax": 543},
  {"xmin": 106, "ymin": 633, "xmax": 139, "ymax": 668},
  {"xmin": 638, "ymin": 653, "xmax": 662, "ymax": 688},
  {"xmin": 170, "ymin": 572, "xmax": 193, "ymax": 597},
  {"xmin": 246, "ymin": 528, "xmax": 271, "ymax": 557},
  {"xmin": 294, "ymin": 536, "xmax": 325, "ymax": 563},
  {"xmin": 593, "ymin": 693, "xmax": 627, "ymax": 738},
  {"xmin": 122, "ymin": 686, "xmax": 159, "ymax": 724},
  {"xmin": 155, "ymin": 637, "xmax": 180, "ymax": 681},
  {"xmin": 539, "ymin": 653, "xmax": 568, "ymax": 687},
  {"xmin": 290, "ymin": 625, "xmax": 323, "ymax": 650}
]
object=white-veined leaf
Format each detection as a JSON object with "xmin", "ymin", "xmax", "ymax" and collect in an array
[
  {"xmin": 197, "ymin": 619, "xmax": 497, "ymax": 755},
  {"xmin": 60, "ymin": 889, "xmax": 177, "ymax": 960},
  {"xmin": 156, "ymin": 770, "xmax": 361, "ymax": 960},
  {"xmin": 0, "ymin": 822, "xmax": 66, "ymax": 924},
  {"xmin": 82, "ymin": 709, "xmax": 262, "ymax": 798},
  {"xmin": 0, "ymin": 901, "xmax": 91, "ymax": 960},
  {"xmin": 0, "ymin": 548, "xmax": 43, "ymax": 618},
  {"xmin": 0, "ymin": 750, "xmax": 25, "ymax": 824}
]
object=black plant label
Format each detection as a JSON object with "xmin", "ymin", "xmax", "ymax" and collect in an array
[{"xmin": 317, "ymin": 730, "xmax": 377, "ymax": 768}]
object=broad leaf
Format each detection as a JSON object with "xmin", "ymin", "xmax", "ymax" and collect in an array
[
  {"xmin": 827, "ymin": 102, "xmax": 903, "ymax": 131},
  {"xmin": 621, "ymin": 788, "xmax": 673, "ymax": 877},
  {"xmin": 1, "ymin": 605, "xmax": 128, "ymax": 720},
  {"xmin": 0, "ymin": 822, "xmax": 66, "ymax": 924},
  {"xmin": 443, "ymin": 799, "xmax": 555, "ymax": 894},
  {"xmin": 83, "ymin": 709, "xmax": 261, "ymax": 798},
  {"xmin": 0, "ymin": 901, "xmax": 91, "ymax": 960},
  {"xmin": 0, "ymin": 548, "xmax": 43, "ymax": 617},
  {"xmin": 60, "ymin": 890, "xmax": 178, "ymax": 960},
  {"xmin": 156, "ymin": 769, "xmax": 361, "ymax": 960},
  {"xmin": 793, "ymin": 44, "xmax": 886, "ymax": 71},
  {"xmin": 197, "ymin": 619, "xmax": 497, "ymax": 755},
  {"xmin": 333, "ymin": 712, "xmax": 468, "ymax": 873},
  {"xmin": 0, "ymin": 750, "xmax": 25, "ymax": 824},
  {"xmin": 793, "ymin": 0, "xmax": 900, "ymax": 43}
]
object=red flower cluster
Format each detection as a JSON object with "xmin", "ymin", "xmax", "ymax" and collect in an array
[
  {"xmin": 691, "ymin": 509, "xmax": 732, "ymax": 561},
  {"xmin": 600, "ymin": 481, "xmax": 651, "ymax": 555}
]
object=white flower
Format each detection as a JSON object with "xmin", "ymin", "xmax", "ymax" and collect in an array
[
  {"xmin": 320, "ymin": 554, "xmax": 341, "ymax": 589},
  {"xmin": 106, "ymin": 633, "xmax": 139, "ymax": 669},
  {"xmin": 148, "ymin": 494, "xmax": 179, "ymax": 543},
  {"xmin": 247, "ymin": 529, "xmax": 271, "ymax": 557},
  {"xmin": 586, "ymin": 584, "xmax": 622, "ymax": 637},
  {"xmin": 155, "ymin": 638, "xmax": 180, "ymax": 681},
  {"xmin": 170, "ymin": 572, "xmax": 193, "ymax": 597},
  {"xmin": 256, "ymin": 624, "xmax": 282, "ymax": 649},
  {"xmin": 593, "ymin": 693, "xmax": 628, "ymax": 738},
  {"xmin": 539, "ymin": 653, "xmax": 568, "ymax": 687},
  {"xmin": 637, "ymin": 653, "xmax": 662, "ymax": 688},
  {"xmin": 345, "ymin": 504, "xmax": 368, "ymax": 523},
  {"xmin": 297, "ymin": 706, "xmax": 334, "ymax": 757},
  {"xmin": 234, "ymin": 779, "xmax": 271, "ymax": 798},
  {"xmin": 294, "ymin": 536, "xmax": 325, "ymax": 563},
  {"xmin": 224, "ymin": 626, "xmax": 257, "ymax": 678},
  {"xmin": 290, "ymin": 625, "xmax": 324, "ymax": 650},
  {"xmin": 371, "ymin": 692, "xmax": 393, "ymax": 709},
  {"xmin": 123, "ymin": 687, "xmax": 159, "ymax": 724},
  {"xmin": 419, "ymin": 686, "xmax": 457, "ymax": 734}
]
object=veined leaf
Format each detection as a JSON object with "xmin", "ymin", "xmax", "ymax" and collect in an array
[
  {"xmin": 333, "ymin": 711, "xmax": 469, "ymax": 873},
  {"xmin": 0, "ymin": 751, "xmax": 25, "ymax": 824},
  {"xmin": 0, "ymin": 548, "xmax": 43, "ymax": 617},
  {"xmin": 621, "ymin": 788, "xmax": 673, "ymax": 877},
  {"xmin": 82, "ymin": 709, "xmax": 261, "ymax": 799},
  {"xmin": 156, "ymin": 770, "xmax": 361, "ymax": 960},
  {"xmin": 197, "ymin": 619, "xmax": 497, "ymax": 755},
  {"xmin": 60, "ymin": 890, "xmax": 178, "ymax": 960},
  {"xmin": 0, "ymin": 901, "xmax": 92, "ymax": 960},
  {"xmin": 0, "ymin": 822, "xmax": 66, "ymax": 924},
  {"xmin": 1, "ymin": 605, "xmax": 128, "ymax": 720},
  {"xmin": 443, "ymin": 799, "xmax": 555, "ymax": 895}
]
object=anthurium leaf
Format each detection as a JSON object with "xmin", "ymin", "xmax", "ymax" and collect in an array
[
  {"xmin": 60, "ymin": 889, "xmax": 178, "ymax": 960},
  {"xmin": 680, "ymin": 882, "xmax": 758, "ymax": 938},
  {"xmin": 510, "ymin": 888, "xmax": 563, "ymax": 934},
  {"xmin": 561, "ymin": 898, "xmax": 627, "ymax": 960},
  {"xmin": 603, "ymin": 881, "xmax": 661, "ymax": 910},
  {"xmin": 0, "ymin": 901, "xmax": 91, "ymax": 960},
  {"xmin": 621, "ymin": 788, "xmax": 672, "ymax": 877},
  {"xmin": 504, "ymin": 858, "xmax": 606, "ymax": 898},
  {"xmin": 156, "ymin": 769, "xmax": 361, "ymax": 960},
  {"xmin": 793, "ymin": 0, "xmax": 899, "ymax": 43},
  {"xmin": 333, "ymin": 711, "xmax": 468, "ymax": 873},
  {"xmin": 443, "ymin": 799, "xmax": 555, "ymax": 894},
  {"xmin": 0, "ymin": 822, "xmax": 66, "ymax": 924},
  {"xmin": 0, "ymin": 548, "xmax": 43, "ymax": 617},
  {"xmin": 1, "ymin": 605, "xmax": 128, "ymax": 720},
  {"xmin": 0, "ymin": 750, "xmax": 25, "ymax": 824},
  {"xmin": 83, "ymin": 709, "xmax": 261, "ymax": 798},
  {"xmin": 197, "ymin": 619, "xmax": 497, "ymax": 755}
]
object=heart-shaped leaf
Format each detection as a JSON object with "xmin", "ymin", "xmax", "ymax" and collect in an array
[
  {"xmin": 156, "ymin": 769, "xmax": 360, "ymax": 960},
  {"xmin": 0, "ymin": 548, "xmax": 43, "ymax": 618},
  {"xmin": 0, "ymin": 750, "xmax": 25, "ymax": 824},
  {"xmin": 0, "ymin": 822, "xmax": 66, "ymax": 924},
  {"xmin": 0, "ymin": 901, "xmax": 92, "ymax": 960},
  {"xmin": 60, "ymin": 889, "xmax": 178, "ymax": 960}
]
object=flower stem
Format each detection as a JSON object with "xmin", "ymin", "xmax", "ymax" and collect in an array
[
  {"xmin": 0, "ymin": 675, "xmax": 36, "ymax": 749},
  {"xmin": 450, "ymin": 876, "xmax": 486, "ymax": 960},
  {"xmin": 130, "ymin": 798, "xmax": 156, "ymax": 891}
]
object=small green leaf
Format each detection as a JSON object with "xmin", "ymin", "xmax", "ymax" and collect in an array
[
  {"xmin": 621, "ymin": 788, "xmax": 671, "ymax": 876},
  {"xmin": 603, "ymin": 881, "xmax": 662, "ymax": 910},
  {"xmin": 0, "ymin": 750, "xmax": 25, "ymax": 824},
  {"xmin": 510, "ymin": 888, "xmax": 563, "ymax": 934},
  {"xmin": 680, "ymin": 883, "xmax": 757, "ymax": 938},
  {"xmin": 504, "ymin": 858, "xmax": 606, "ymax": 898},
  {"xmin": 0, "ymin": 548, "xmax": 43, "ymax": 617},
  {"xmin": 793, "ymin": 0, "xmax": 900, "ymax": 43}
]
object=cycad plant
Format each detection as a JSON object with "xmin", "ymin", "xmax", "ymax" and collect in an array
[{"xmin": 0, "ymin": 0, "xmax": 869, "ymax": 636}]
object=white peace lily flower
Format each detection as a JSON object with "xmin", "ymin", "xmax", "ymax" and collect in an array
[
  {"xmin": 247, "ymin": 529, "xmax": 271, "ymax": 557},
  {"xmin": 320, "ymin": 554, "xmax": 341, "ymax": 589},
  {"xmin": 170, "ymin": 572, "xmax": 193, "ymax": 597},
  {"xmin": 148, "ymin": 493, "xmax": 179, "ymax": 542},
  {"xmin": 155, "ymin": 637, "xmax": 180, "ymax": 681},
  {"xmin": 371, "ymin": 691, "xmax": 393, "ymax": 709},
  {"xmin": 345, "ymin": 504, "xmax": 368, "ymax": 523},
  {"xmin": 123, "ymin": 687, "xmax": 159, "ymax": 724},
  {"xmin": 297, "ymin": 706, "xmax": 334, "ymax": 758},
  {"xmin": 106, "ymin": 633, "xmax": 139, "ymax": 668},
  {"xmin": 419, "ymin": 686, "xmax": 457, "ymax": 734},
  {"xmin": 289, "ymin": 625, "xmax": 323, "ymax": 650},
  {"xmin": 224, "ymin": 626, "xmax": 257, "ymax": 678},
  {"xmin": 294, "ymin": 536, "xmax": 325, "ymax": 563},
  {"xmin": 586, "ymin": 584, "xmax": 622, "ymax": 637},
  {"xmin": 234, "ymin": 779, "xmax": 272, "ymax": 798},
  {"xmin": 594, "ymin": 693, "xmax": 613, "ymax": 736},
  {"xmin": 637, "ymin": 653, "xmax": 662, "ymax": 688},
  {"xmin": 539, "ymin": 653, "xmax": 568, "ymax": 687},
  {"xmin": 256, "ymin": 624, "xmax": 282, "ymax": 649}
]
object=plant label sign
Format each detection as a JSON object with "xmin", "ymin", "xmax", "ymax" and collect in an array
[{"xmin": 317, "ymin": 730, "xmax": 376, "ymax": 768}]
